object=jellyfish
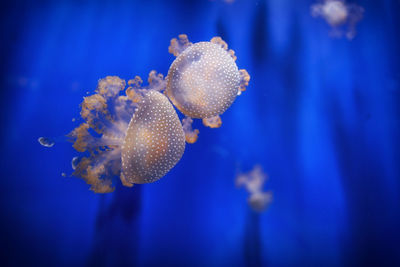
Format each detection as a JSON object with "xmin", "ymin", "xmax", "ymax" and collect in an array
[
  {"xmin": 166, "ymin": 35, "xmax": 250, "ymax": 128},
  {"xmin": 38, "ymin": 137, "xmax": 55, "ymax": 147},
  {"xmin": 236, "ymin": 165, "xmax": 272, "ymax": 212},
  {"xmin": 120, "ymin": 90, "xmax": 185, "ymax": 186},
  {"xmin": 68, "ymin": 73, "xmax": 184, "ymax": 193},
  {"xmin": 311, "ymin": 0, "xmax": 364, "ymax": 39},
  {"xmin": 49, "ymin": 35, "xmax": 249, "ymax": 193}
]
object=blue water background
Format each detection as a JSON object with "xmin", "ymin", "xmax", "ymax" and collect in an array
[{"xmin": 0, "ymin": 0, "xmax": 399, "ymax": 266}]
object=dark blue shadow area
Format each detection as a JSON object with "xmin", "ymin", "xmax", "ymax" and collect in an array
[{"xmin": 0, "ymin": 0, "xmax": 399, "ymax": 266}]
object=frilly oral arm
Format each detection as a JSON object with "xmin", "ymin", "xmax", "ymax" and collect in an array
[{"xmin": 168, "ymin": 34, "xmax": 193, "ymax": 57}]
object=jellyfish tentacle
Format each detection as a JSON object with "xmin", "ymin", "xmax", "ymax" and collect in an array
[
  {"xmin": 73, "ymin": 150, "xmax": 120, "ymax": 193},
  {"xmin": 168, "ymin": 34, "xmax": 192, "ymax": 57},
  {"xmin": 126, "ymin": 76, "xmax": 143, "ymax": 103},
  {"xmin": 238, "ymin": 69, "xmax": 250, "ymax": 95},
  {"xmin": 126, "ymin": 71, "xmax": 166, "ymax": 103},
  {"xmin": 210, "ymin": 36, "xmax": 236, "ymax": 61},
  {"xmin": 68, "ymin": 76, "xmax": 139, "ymax": 192},
  {"xmin": 202, "ymin": 115, "xmax": 222, "ymax": 128},
  {"xmin": 210, "ymin": 36, "xmax": 228, "ymax": 50},
  {"xmin": 182, "ymin": 117, "xmax": 199, "ymax": 144},
  {"xmin": 120, "ymin": 172, "xmax": 133, "ymax": 187},
  {"xmin": 147, "ymin": 70, "xmax": 166, "ymax": 92}
]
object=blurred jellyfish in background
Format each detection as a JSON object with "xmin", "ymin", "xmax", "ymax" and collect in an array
[
  {"xmin": 38, "ymin": 137, "xmax": 55, "ymax": 148},
  {"xmin": 236, "ymin": 165, "xmax": 272, "ymax": 212},
  {"xmin": 41, "ymin": 35, "xmax": 250, "ymax": 193},
  {"xmin": 311, "ymin": 0, "xmax": 364, "ymax": 39}
]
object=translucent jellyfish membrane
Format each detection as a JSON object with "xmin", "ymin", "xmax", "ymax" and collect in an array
[
  {"xmin": 38, "ymin": 137, "xmax": 55, "ymax": 147},
  {"xmin": 121, "ymin": 90, "xmax": 185, "ymax": 185},
  {"xmin": 236, "ymin": 165, "xmax": 272, "ymax": 212},
  {"xmin": 167, "ymin": 36, "xmax": 250, "ymax": 119},
  {"xmin": 311, "ymin": 0, "xmax": 364, "ymax": 39},
  {"xmin": 63, "ymin": 35, "xmax": 250, "ymax": 193}
]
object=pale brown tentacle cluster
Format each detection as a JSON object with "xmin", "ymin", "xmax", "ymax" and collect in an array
[
  {"xmin": 202, "ymin": 115, "xmax": 222, "ymax": 129},
  {"xmin": 182, "ymin": 117, "xmax": 199, "ymax": 144},
  {"xmin": 168, "ymin": 34, "xmax": 192, "ymax": 57}
]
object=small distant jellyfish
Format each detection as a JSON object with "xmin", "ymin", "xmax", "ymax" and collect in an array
[
  {"xmin": 166, "ymin": 35, "xmax": 250, "ymax": 125},
  {"xmin": 38, "ymin": 137, "xmax": 55, "ymax": 148},
  {"xmin": 71, "ymin": 156, "xmax": 80, "ymax": 170},
  {"xmin": 311, "ymin": 0, "xmax": 364, "ymax": 39},
  {"xmin": 54, "ymin": 35, "xmax": 249, "ymax": 193},
  {"xmin": 236, "ymin": 165, "xmax": 272, "ymax": 212}
]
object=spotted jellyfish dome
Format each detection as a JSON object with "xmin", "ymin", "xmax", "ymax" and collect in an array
[
  {"xmin": 121, "ymin": 90, "xmax": 185, "ymax": 184},
  {"xmin": 166, "ymin": 41, "xmax": 240, "ymax": 118}
]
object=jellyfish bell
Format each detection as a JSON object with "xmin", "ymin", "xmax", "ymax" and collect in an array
[
  {"xmin": 121, "ymin": 90, "xmax": 185, "ymax": 185},
  {"xmin": 322, "ymin": 0, "xmax": 348, "ymax": 26},
  {"xmin": 166, "ymin": 35, "xmax": 250, "ymax": 119},
  {"xmin": 166, "ymin": 41, "xmax": 239, "ymax": 118}
]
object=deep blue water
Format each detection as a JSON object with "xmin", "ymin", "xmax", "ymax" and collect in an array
[{"xmin": 0, "ymin": 0, "xmax": 399, "ymax": 266}]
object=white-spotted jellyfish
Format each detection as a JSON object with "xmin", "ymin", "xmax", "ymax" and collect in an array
[
  {"xmin": 236, "ymin": 165, "xmax": 272, "ymax": 212},
  {"xmin": 121, "ymin": 90, "xmax": 185, "ymax": 185},
  {"xmin": 48, "ymin": 35, "xmax": 249, "ymax": 193},
  {"xmin": 311, "ymin": 0, "xmax": 364, "ymax": 39},
  {"xmin": 166, "ymin": 35, "xmax": 250, "ymax": 124},
  {"xmin": 38, "ymin": 137, "xmax": 55, "ymax": 148}
]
